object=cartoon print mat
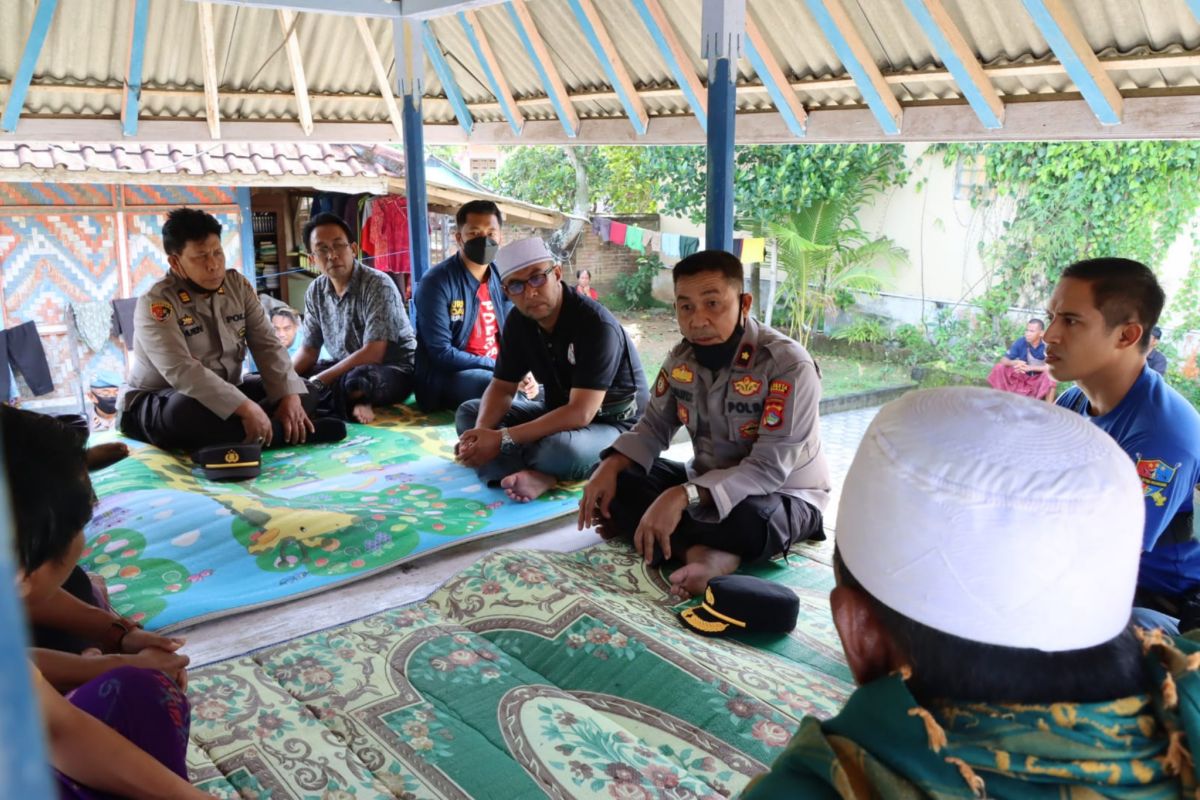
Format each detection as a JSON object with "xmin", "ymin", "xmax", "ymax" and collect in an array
[
  {"xmin": 83, "ymin": 407, "xmax": 581, "ymax": 632},
  {"xmin": 184, "ymin": 540, "xmax": 850, "ymax": 799}
]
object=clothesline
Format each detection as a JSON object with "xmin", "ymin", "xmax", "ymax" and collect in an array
[{"xmin": 590, "ymin": 217, "xmax": 768, "ymax": 264}]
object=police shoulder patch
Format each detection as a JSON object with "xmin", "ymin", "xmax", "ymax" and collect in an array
[
  {"xmin": 768, "ymin": 379, "xmax": 792, "ymax": 398},
  {"xmin": 654, "ymin": 368, "xmax": 669, "ymax": 397},
  {"xmin": 761, "ymin": 396, "xmax": 786, "ymax": 430},
  {"xmin": 1136, "ymin": 456, "xmax": 1180, "ymax": 508},
  {"xmin": 150, "ymin": 302, "xmax": 172, "ymax": 322}
]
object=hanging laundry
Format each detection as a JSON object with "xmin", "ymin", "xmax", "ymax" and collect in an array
[
  {"xmin": 71, "ymin": 301, "xmax": 113, "ymax": 352},
  {"xmin": 610, "ymin": 221, "xmax": 628, "ymax": 246},
  {"xmin": 661, "ymin": 232, "xmax": 681, "ymax": 258},
  {"xmin": 111, "ymin": 298, "xmax": 138, "ymax": 349},
  {"xmin": 0, "ymin": 321, "xmax": 54, "ymax": 397},
  {"xmin": 741, "ymin": 237, "xmax": 766, "ymax": 264},
  {"xmin": 626, "ymin": 226, "xmax": 645, "ymax": 252},
  {"xmin": 366, "ymin": 195, "xmax": 412, "ymax": 274},
  {"xmin": 646, "ymin": 231, "xmax": 661, "ymax": 254},
  {"xmin": 679, "ymin": 235, "xmax": 700, "ymax": 258}
]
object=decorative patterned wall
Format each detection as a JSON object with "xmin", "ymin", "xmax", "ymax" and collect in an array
[{"xmin": 0, "ymin": 182, "xmax": 245, "ymax": 409}]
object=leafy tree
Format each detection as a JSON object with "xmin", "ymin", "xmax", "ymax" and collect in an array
[
  {"xmin": 637, "ymin": 144, "xmax": 908, "ymax": 229},
  {"xmin": 487, "ymin": 145, "xmax": 657, "ymax": 214}
]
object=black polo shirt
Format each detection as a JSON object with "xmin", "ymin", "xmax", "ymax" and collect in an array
[{"xmin": 494, "ymin": 288, "xmax": 648, "ymax": 422}]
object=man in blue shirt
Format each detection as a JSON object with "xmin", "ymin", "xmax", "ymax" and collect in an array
[
  {"xmin": 1048, "ymin": 257, "xmax": 1200, "ymax": 632},
  {"xmin": 414, "ymin": 201, "xmax": 538, "ymax": 412},
  {"xmin": 1148, "ymin": 326, "xmax": 1168, "ymax": 375},
  {"xmin": 987, "ymin": 318, "xmax": 1056, "ymax": 400}
]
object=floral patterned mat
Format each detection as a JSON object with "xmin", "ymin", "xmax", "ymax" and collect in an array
[
  {"xmin": 83, "ymin": 407, "xmax": 581, "ymax": 632},
  {"xmin": 185, "ymin": 539, "xmax": 850, "ymax": 798}
]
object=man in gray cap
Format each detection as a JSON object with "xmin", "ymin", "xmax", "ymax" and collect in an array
[{"xmin": 455, "ymin": 237, "xmax": 648, "ymax": 503}]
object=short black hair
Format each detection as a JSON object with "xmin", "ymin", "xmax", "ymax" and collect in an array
[
  {"xmin": 456, "ymin": 200, "xmax": 503, "ymax": 228},
  {"xmin": 302, "ymin": 212, "xmax": 356, "ymax": 252},
  {"xmin": 576, "ymin": 269, "xmax": 591, "ymax": 280},
  {"xmin": 162, "ymin": 207, "xmax": 222, "ymax": 256},
  {"xmin": 1060, "ymin": 258, "xmax": 1165, "ymax": 351},
  {"xmin": 1028, "ymin": 318, "xmax": 1045, "ymax": 331},
  {"xmin": 833, "ymin": 549, "xmax": 1146, "ymax": 705},
  {"xmin": 270, "ymin": 307, "xmax": 299, "ymax": 325},
  {"xmin": 1, "ymin": 406, "xmax": 94, "ymax": 573},
  {"xmin": 1152, "ymin": 326, "xmax": 1163, "ymax": 340},
  {"xmin": 673, "ymin": 249, "xmax": 743, "ymax": 288}
]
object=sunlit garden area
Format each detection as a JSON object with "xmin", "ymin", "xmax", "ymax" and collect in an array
[{"xmin": 446, "ymin": 140, "xmax": 1200, "ymax": 409}]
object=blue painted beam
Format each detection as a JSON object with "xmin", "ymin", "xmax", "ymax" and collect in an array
[
  {"xmin": 706, "ymin": 56, "xmax": 735, "ymax": 252},
  {"xmin": 566, "ymin": 0, "xmax": 648, "ymax": 135},
  {"xmin": 122, "ymin": 0, "xmax": 151, "ymax": 137},
  {"xmin": 457, "ymin": 10, "xmax": 522, "ymax": 135},
  {"xmin": 236, "ymin": 187, "xmax": 256, "ymax": 283},
  {"xmin": 630, "ymin": 0, "xmax": 706, "ymax": 133},
  {"xmin": 2, "ymin": 0, "xmax": 59, "ymax": 133},
  {"xmin": 1021, "ymin": 0, "xmax": 1121, "ymax": 125},
  {"xmin": 804, "ymin": 0, "xmax": 901, "ymax": 136},
  {"xmin": 902, "ymin": 0, "xmax": 1002, "ymax": 129},
  {"xmin": 505, "ymin": 1, "xmax": 578, "ymax": 137},
  {"xmin": 421, "ymin": 23, "xmax": 474, "ymax": 135},
  {"xmin": 742, "ymin": 37, "xmax": 805, "ymax": 138}
]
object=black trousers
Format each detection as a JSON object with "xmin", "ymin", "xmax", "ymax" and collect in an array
[
  {"xmin": 0, "ymin": 321, "xmax": 54, "ymax": 397},
  {"xmin": 31, "ymin": 565, "xmax": 99, "ymax": 654},
  {"xmin": 606, "ymin": 458, "xmax": 825, "ymax": 565},
  {"xmin": 119, "ymin": 375, "xmax": 319, "ymax": 451},
  {"xmin": 309, "ymin": 360, "xmax": 415, "ymax": 420}
]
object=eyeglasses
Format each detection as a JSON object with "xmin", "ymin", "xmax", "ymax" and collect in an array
[
  {"xmin": 503, "ymin": 265, "xmax": 556, "ymax": 296},
  {"xmin": 312, "ymin": 241, "xmax": 353, "ymax": 261}
]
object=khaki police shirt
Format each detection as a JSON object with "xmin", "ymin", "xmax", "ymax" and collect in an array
[
  {"xmin": 118, "ymin": 269, "xmax": 306, "ymax": 419},
  {"xmin": 609, "ymin": 316, "xmax": 831, "ymax": 522}
]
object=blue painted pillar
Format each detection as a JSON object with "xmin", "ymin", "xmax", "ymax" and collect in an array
[
  {"xmin": 0, "ymin": 457, "xmax": 55, "ymax": 797},
  {"xmin": 236, "ymin": 187, "xmax": 256, "ymax": 283},
  {"xmin": 394, "ymin": 15, "xmax": 431, "ymax": 285},
  {"xmin": 701, "ymin": 0, "xmax": 744, "ymax": 253}
]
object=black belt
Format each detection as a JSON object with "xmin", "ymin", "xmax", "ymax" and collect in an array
[{"xmin": 595, "ymin": 395, "xmax": 638, "ymax": 423}]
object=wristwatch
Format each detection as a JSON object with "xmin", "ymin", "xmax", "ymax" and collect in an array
[
  {"xmin": 310, "ymin": 377, "xmax": 326, "ymax": 392},
  {"xmin": 499, "ymin": 426, "xmax": 519, "ymax": 455},
  {"xmin": 682, "ymin": 482, "xmax": 701, "ymax": 507}
]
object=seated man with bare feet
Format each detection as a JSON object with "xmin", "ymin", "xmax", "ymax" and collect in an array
[
  {"xmin": 293, "ymin": 212, "xmax": 417, "ymax": 424},
  {"xmin": 455, "ymin": 237, "xmax": 648, "ymax": 502},
  {"xmin": 579, "ymin": 250, "xmax": 829, "ymax": 598}
]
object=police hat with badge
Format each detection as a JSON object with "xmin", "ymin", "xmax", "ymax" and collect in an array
[
  {"xmin": 192, "ymin": 442, "xmax": 261, "ymax": 481},
  {"xmin": 679, "ymin": 575, "xmax": 799, "ymax": 637}
]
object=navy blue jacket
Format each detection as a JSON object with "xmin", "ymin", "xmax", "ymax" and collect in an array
[{"xmin": 414, "ymin": 252, "xmax": 512, "ymax": 410}]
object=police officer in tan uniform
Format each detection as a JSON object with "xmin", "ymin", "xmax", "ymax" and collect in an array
[
  {"xmin": 579, "ymin": 250, "xmax": 829, "ymax": 599},
  {"xmin": 118, "ymin": 208, "xmax": 344, "ymax": 451}
]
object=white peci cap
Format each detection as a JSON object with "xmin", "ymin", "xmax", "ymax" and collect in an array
[
  {"xmin": 836, "ymin": 387, "xmax": 1144, "ymax": 652},
  {"xmin": 494, "ymin": 237, "xmax": 555, "ymax": 281}
]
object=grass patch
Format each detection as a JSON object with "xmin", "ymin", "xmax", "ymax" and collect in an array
[{"xmin": 814, "ymin": 356, "xmax": 913, "ymax": 397}]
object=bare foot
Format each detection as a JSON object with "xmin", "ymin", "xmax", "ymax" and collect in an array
[
  {"xmin": 86, "ymin": 442, "xmax": 129, "ymax": 471},
  {"xmin": 669, "ymin": 545, "xmax": 741, "ymax": 599},
  {"xmin": 499, "ymin": 470, "xmax": 557, "ymax": 503},
  {"xmin": 351, "ymin": 403, "xmax": 376, "ymax": 424}
]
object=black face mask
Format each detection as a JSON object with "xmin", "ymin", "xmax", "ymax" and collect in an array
[
  {"xmin": 462, "ymin": 236, "xmax": 499, "ymax": 266},
  {"xmin": 692, "ymin": 320, "xmax": 745, "ymax": 371}
]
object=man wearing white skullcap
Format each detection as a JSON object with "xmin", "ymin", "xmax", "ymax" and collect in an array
[
  {"xmin": 455, "ymin": 237, "xmax": 648, "ymax": 503},
  {"xmin": 744, "ymin": 387, "xmax": 1200, "ymax": 799}
]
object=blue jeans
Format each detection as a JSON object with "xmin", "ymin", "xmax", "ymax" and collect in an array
[
  {"xmin": 455, "ymin": 398, "xmax": 621, "ymax": 483},
  {"xmin": 1132, "ymin": 606, "xmax": 1180, "ymax": 636}
]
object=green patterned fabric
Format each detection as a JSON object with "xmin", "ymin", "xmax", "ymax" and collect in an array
[
  {"xmin": 184, "ymin": 540, "xmax": 851, "ymax": 798},
  {"xmin": 743, "ymin": 630, "xmax": 1200, "ymax": 799}
]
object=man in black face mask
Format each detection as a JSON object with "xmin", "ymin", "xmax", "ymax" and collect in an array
[
  {"xmin": 414, "ymin": 200, "xmax": 539, "ymax": 412},
  {"xmin": 579, "ymin": 250, "xmax": 830, "ymax": 599}
]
